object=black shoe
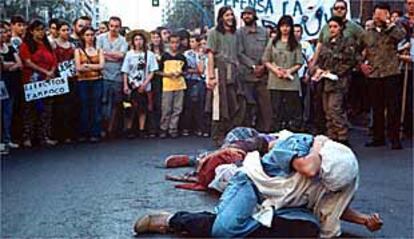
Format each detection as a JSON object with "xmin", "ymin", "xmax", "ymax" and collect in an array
[
  {"xmin": 365, "ymin": 140, "xmax": 386, "ymax": 147},
  {"xmin": 391, "ymin": 140, "xmax": 403, "ymax": 150},
  {"xmin": 137, "ymin": 130, "xmax": 147, "ymax": 139}
]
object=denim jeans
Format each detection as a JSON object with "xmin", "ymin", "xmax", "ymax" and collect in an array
[
  {"xmin": 78, "ymin": 80, "xmax": 103, "ymax": 137},
  {"xmin": 212, "ymin": 171, "xmax": 261, "ymax": 237},
  {"xmin": 101, "ymin": 80, "xmax": 123, "ymax": 121},
  {"xmin": 180, "ymin": 80, "xmax": 206, "ymax": 132},
  {"xmin": 1, "ymin": 96, "xmax": 13, "ymax": 143}
]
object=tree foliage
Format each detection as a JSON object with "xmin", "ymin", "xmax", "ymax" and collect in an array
[
  {"xmin": 3, "ymin": 0, "xmax": 78, "ymax": 22},
  {"xmin": 163, "ymin": 0, "xmax": 214, "ymax": 31}
]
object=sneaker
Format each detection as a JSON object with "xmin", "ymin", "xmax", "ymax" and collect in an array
[
  {"xmin": 126, "ymin": 129, "xmax": 136, "ymax": 139},
  {"xmin": 159, "ymin": 132, "xmax": 167, "ymax": 139},
  {"xmin": 43, "ymin": 138, "xmax": 58, "ymax": 146},
  {"xmin": 164, "ymin": 155, "xmax": 191, "ymax": 168},
  {"xmin": 6, "ymin": 142, "xmax": 20, "ymax": 149},
  {"xmin": 202, "ymin": 132, "xmax": 210, "ymax": 137},
  {"xmin": 195, "ymin": 131, "xmax": 203, "ymax": 137},
  {"xmin": 89, "ymin": 137, "xmax": 101, "ymax": 143},
  {"xmin": 148, "ymin": 133, "xmax": 157, "ymax": 138},
  {"xmin": 181, "ymin": 129, "xmax": 190, "ymax": 136},
  {"xmin": 169, "ymin": 132, "xmax": 179, "ymax": 138},
  {"xmin": 78, "ymin": 137, "xmax": 87, "ymax": 143},
  {"xmin": 134, "ymin": 211, "xmax": 172, "ymax": 235},
  {"xmin": 0, "ymin": 143, "xmax": 9, "ymax": 155},
  {"xmin": 23, "ymin": 139, "xmax": 32, "ymax": 148},
  {"xmin": 64, "ymin": 138, "xmax": 72, "ymax": 144}
]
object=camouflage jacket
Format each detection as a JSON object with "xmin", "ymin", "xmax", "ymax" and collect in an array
[
  {"xmin": 317, "ymin": 35, "xmax": 358, "ymax": 77},
  {"xmin": 362, "ymin": 23, "xmax": 406, "ymax": 78}
]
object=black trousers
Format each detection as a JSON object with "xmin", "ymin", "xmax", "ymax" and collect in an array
[
  {"xmin": 369, "ymin": 75, "xmax": 402, "ymax": 142},
  {"xmin": 169, "ymin": 211, "xmax": 319, "ymax": 238}
]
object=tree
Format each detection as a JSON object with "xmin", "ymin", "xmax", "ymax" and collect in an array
[
  {"xmin": 3, "ymin": 0, "xmax": 78, "ymax": 23},
  {"xmin": 163, "ymin": 0, "xmax": 214, "ymax": 31}
]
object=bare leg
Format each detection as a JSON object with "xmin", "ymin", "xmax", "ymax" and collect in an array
[
  {"xmin": 138, "ymin": 112, "xmax": 146, "ymax": 131},
  {"xmin": 341, "ymin": 207, "xmax": 383, "ymax": 232},
  {"xmin": 108, "ymin": 107, "xmax": 119, "ymax": 135}
]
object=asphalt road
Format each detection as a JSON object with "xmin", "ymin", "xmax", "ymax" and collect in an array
[{"xmin": 1, "ymin": 129, "xmax": 413, "ymax": 238}]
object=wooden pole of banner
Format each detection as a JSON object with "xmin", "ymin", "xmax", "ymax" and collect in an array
[
  {"xmin": 400, "ymin": 63, "xmax": 409, "ymax": 139},
  {"xmin": 212, "ymin": 68, "xmax": 220, "ymax": 121}
]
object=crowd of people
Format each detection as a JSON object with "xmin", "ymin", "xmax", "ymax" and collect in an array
[{"xmin": 1, "ymin": 0, "xmax": 413, "ymax": 155}]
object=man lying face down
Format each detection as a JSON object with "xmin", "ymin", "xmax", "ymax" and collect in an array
[{"xmin": 134, "ymin": 131, "xmax": 383, "ymax": 238}]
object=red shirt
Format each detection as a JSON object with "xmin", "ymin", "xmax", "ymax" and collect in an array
[
  {"xmin": 55, "ymin": 44, "xmax": 74, "ymax": 63},
  {"xmin": 20, "ymin": 42, "xmax": 57, "ymax": 83}
]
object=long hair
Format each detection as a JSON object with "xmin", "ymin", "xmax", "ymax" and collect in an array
[
  {"xmin": 79, "ymin": 26, "xmax": 95, "ymax": 49},
  {"xmin": 149, "ymin": 30, "xmax": 164, "ymax": 55},
  {"xmin": 131, "ymin": 32, "xmax": 148, "ymax": 52},
  {"xmin": 24, "ymin": 19, "xmax": 53, "ymax": 54},
  {"xmin": 272, "ymin": 15, "xmax": 298, "ymax": 51},
  {"xmin": 216, "ymin": 6, "xmax": 237, "ymax": 34}
]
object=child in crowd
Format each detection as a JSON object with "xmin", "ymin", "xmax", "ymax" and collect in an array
[
  {"xmin": 159, "ymin": 34, "xmax": 187, "ymax": 138},
  {"xmin": 121, "ymin": 32, "xmax": 158, "ymax": 138},
  {"xmin": 181, "ymin": 34, "xmax": 206, "ymax": 136}
]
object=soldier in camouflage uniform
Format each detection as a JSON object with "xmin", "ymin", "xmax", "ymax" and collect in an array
[
  {"xmin": 314, "ymin": 16, "xmax": 359, "ymax": 146},
  {"xmin": 360, "ymin": 3, "xmax": 406, "ymax": 150}
]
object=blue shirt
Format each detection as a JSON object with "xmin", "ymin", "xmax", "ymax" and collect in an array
[{"xmin": 261, "ymin": 134, "xmax": 314, "ymax": 177}]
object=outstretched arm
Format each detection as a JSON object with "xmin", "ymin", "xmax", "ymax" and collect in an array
[{"xmin": 341, "ymin": 207, "xmax": 383, "ymax": 232}]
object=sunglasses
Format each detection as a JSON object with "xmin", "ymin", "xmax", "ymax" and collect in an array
[{"xmin": 334, "ymin": 6, "xmax": 346, "ymax": 10}]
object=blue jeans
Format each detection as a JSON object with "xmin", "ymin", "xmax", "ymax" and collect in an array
[
  {"xmin": 78, "ymin": 80, "xmax": 103, "ymax": 137},
  {"xmin": 1, "ymin": 96, "xmax": 13, "ymax": 143},
  {"xmin": 181, "ymin": 80, "xmax": 206, "ymax": 132},
  {"xmin": 101, "ymin": 80, "xmax": 123, "ymax": 120},
  {"xmin": 212, "ymin": 171, "xmax": 260, "ymax": 237}
]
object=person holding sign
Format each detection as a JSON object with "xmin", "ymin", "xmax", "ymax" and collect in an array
[
  {"xmin": 74, "ymin": 26, "xmax": 105, "ymax": 143},
  {"xmin": 121, "ymin": 32, "xmax": 158, "ymax": 138},
  {"xmin": 19, "ymin": 19, "xmax": 58, "ymax": 148},
  {"xmin": 53, "ymin": 21, "xmax": 77, "ymax": 143}
]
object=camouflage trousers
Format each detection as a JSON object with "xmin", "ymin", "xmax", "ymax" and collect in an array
[{"xmin": 322, "ymin": 91, "xmax": 348, "ymax": 141}]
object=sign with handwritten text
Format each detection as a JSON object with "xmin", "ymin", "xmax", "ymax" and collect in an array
[{"xmin": 215, "ymin": 0, "xmax": 351, "ymax": 40}]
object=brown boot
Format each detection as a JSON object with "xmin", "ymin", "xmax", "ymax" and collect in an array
[
  {"xmin": 164, "ymin": 155, "xmax": 190, "ymax": 168},
  {"xmin": 134, "ymin": 211, "xmax": 172, "ymax": 234}
]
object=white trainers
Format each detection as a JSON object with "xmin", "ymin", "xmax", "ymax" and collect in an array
[
  {"xmin": 6, "ymin": 142, "xmax": 20, "ymax": 149},
  {"xmin": 0, "ymin": 143, "xmax": 9, "ymax": 155}
]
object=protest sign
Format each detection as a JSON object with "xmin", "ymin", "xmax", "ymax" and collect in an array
[
  {"xmin": 214, "ymin": 0, "xmax": 351, "ymax": 40},
  {"xmin": 24, "ymin": 77, "xmax": 69, "ymax": 102},
  {"xmin": 58, "ymin": 60, "xmax": 76, "ymax": 78}
]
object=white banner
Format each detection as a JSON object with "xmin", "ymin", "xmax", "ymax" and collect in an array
[
  {"xmin": 24, "ymin": 77, "xmax": 69, "ymax": 102},
  {"xmin": 0, "ymin": 81, "xmax": 9, "ymax": 100},
  {"xmin": 214, "ymin": 0, "xmax": 351, "ymax": 40},
  {"xmin": 58, "ymin": 60, "xmax": 76, "ymax": 78}
]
